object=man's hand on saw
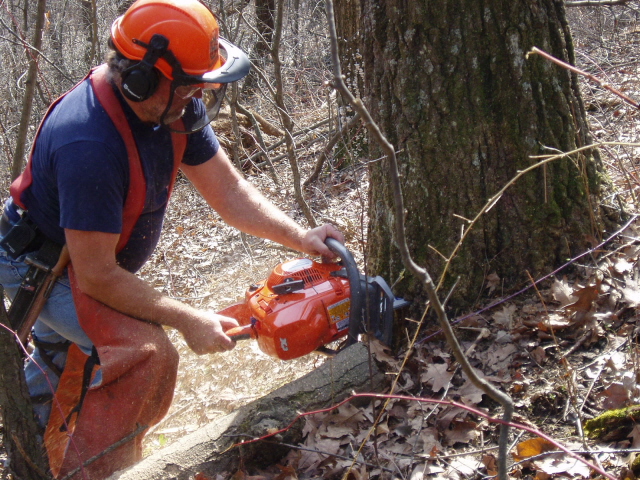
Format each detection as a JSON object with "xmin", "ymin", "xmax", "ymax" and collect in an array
[
  {"xmin": 301, "ymin": 224, "xmax": 345, "ymax": 261},
  {"xmin": 182, "ymin": 311, "xmax": 239, "ymax": 355}
]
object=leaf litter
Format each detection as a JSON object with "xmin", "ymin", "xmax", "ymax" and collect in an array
[
  {"xmin": 4, "ymin": 7, "xmax": 640, "ymax": 480},
  {"xmin": 194, "ymin": 11, "xmax": 640, "ymax": 479}
]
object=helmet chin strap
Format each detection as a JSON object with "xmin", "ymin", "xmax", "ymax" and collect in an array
[{"xmin": 158, "ymin": 87, "xmax": 176, "ymax": 127}]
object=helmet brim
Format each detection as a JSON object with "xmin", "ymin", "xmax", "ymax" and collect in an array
[{"xmin": 199, "ymin": 38, "xmax": 251, "ymax": 84}]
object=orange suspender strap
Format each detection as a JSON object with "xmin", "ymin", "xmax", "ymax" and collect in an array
[
  {"xmin": 89, "ymin": 64, "xmax": 187, "ymax": 250},
  {"xmin": 10, "ymin": 63, "xmax": 187, "ymax": 250}
]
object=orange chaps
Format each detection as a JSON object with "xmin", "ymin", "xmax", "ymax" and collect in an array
[{"xmin": 44, "ymin": 266, "xmax": 178, "ymax": 479}]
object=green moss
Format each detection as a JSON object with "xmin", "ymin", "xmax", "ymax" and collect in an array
[{"xmin": 584, "ymin": 405, "xmax": 640, "ymax": 440}]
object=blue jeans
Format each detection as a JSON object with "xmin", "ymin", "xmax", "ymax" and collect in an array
[{"xmin": 0, "ymin": 248, "xmax": 94, "ymax": 427}]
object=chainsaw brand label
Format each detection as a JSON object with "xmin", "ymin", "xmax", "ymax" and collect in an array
[
  {"xmin": 327, "ymin": 298, "xmax": 350, "ymax": 331},
  {"xmin": 281, "ymin": 258, "xmax": 313, "ymax": 273}
]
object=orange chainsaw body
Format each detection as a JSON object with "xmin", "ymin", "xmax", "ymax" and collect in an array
[{"xmin": 220, "ymin": 258, "xmax": 353, "ymax": 360}]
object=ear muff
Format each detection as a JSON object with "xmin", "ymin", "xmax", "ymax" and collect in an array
[
  {"xmin": 120, "ymin": 34, "xmax": 169, "ymax": 102},
  {"xmin": 121, "ymin": 66, "xmax": 160, "ymax": 102}
]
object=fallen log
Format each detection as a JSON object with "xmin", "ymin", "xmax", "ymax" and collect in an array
[{"xmin": 109, "ymin": 341, "xmax": 388, "ymax": 480}]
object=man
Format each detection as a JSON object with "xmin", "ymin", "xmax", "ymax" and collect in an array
[{"xmin": 0, "ymin": 0, "xmax": 343, "ymax": 478}]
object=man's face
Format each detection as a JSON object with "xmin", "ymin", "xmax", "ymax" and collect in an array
[{"xmin": 135, "ymin": 75, "xmax": 199, "ymax": 125}]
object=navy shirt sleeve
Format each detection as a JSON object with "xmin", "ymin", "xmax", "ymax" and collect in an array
[{"xmin": 55, "ymin": 141, "xmax": 127, "ymax": 234}]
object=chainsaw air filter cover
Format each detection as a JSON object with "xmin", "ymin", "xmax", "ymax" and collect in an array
[{"xmin": 244, "ymin": 258, "xmax": 352, "ymax": 360}]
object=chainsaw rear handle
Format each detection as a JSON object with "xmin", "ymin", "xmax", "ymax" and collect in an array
[
  {"xmin": 226, "ymin": 324, "xmax": 255, "ymax": 342},
  {"xmin": 325, "ymin": 237, "xmax": 362, "ymax": 346}
]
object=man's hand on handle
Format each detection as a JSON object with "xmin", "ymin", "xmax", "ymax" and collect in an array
[
  {"xmin": 300, "ymin": 224, "xmax": 345, "ymax": 260},
  {"xmin": 181, "ymin": 311, "xmax": 239, "ymax": 355}
]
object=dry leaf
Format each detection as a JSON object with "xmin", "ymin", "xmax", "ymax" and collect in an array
[
  {"xmin": 565, "ymin": 281, "xmax": 600, "ymax": 313},
  {"xmin": 420, "ymin": 363, "xmax": 454, "ymax": 392},
  {"xmin": 536, "ymin": 453, "xmax": 590, "ymax": 478},
  {"xmin": 539, "ymin": 313, "xmax": 572, "ymax": 331},
  {"xmin": 444, "ymin": 419, "xmax": 479, "ymax": 446},
  {"xmin": 530, "ymin": 346, "xmax": 547, "ymax": 365},
  {"xmin": 613, "ymin": 257, "xmax": 634, "ymax": 274},
  {"xmin": 551, "ymin": 278, "xmax": 576, "ymax": 307},
  {"xmin": 513, "ymin": 437, "xmax": 556, "ymax": 461},
  {"xmin": 195, "ymin": 473, "xmax": 214, "ymax": 480},
  {"xmin": 457, "ymin": 379, "xmax": 484, "ymax": 404},
  {"xmin": 601, "ymin": 382, "xmax": 630, "ymax": 410},
  {"xmin": 482, "ymin": 454, "xmax": 498, "ymax": 476},
  {"xmin": 621, "ymin": 284, "xmax": 640, "ymax": 307},
  {"xmin": 367, "ymin": 337, "xmax": 400, "ymax": 367},
  {"xmin": 493, "ymin": 304, "xmax": 517, "ymax": 329},
  {"xmin": 486, "ymin": 272, "xmax": 501, "ymax": 294},
  {"xmin": 630, "ymin": 424, "xmax": 640, "ymax": 449},
  {"xmin": 275, "ymin": 465, "xmax": 298, "ymax": 480}
]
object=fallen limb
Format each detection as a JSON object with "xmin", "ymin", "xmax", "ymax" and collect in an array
[{"xmin": 108, "ymin": 342, "xmax": 387, "ymax": 479}]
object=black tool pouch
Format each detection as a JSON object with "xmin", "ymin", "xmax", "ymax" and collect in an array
[{"xmin": 0, "ymin": 213, "xmax": 44, "ymax": 259}]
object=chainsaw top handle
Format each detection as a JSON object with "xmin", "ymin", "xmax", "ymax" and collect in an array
[{"xmin": 325, "ymin": 238, "xmax": 362, "ymax": 346}]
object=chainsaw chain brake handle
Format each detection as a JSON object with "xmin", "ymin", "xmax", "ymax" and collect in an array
[{"xmin": 324, "ymin": 237, "xmax": 362, "ymax": 346}]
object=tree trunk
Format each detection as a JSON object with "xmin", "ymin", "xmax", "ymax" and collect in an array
[
  {"xmin": 359, "ymin": 0, "xmax": 616, "ymax": 311},
  {"xmin": 333, "ymin": 0, "xmax": 363, "ymax": 97},
  {"xmin": 11, "ymin": 0, "xmax": 47, "ymax": 181},
  {"xmin": 0, "ymin": 287, "xmax": 50, "ymax": 480},
  {"xmin": 109, "ymin": 343, "xmax": 386, "ymax": 479}
]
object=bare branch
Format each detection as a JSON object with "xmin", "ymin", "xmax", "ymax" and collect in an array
[
  {"xmin": 566, "ymin": 0, "xmax": 630, "ymax": 6},
  {"xmin": 304, "ymin": 111, "xmax": 361, "ymax": 186},
  {"xmin": 323, "ymin": 2, "xmax": 514, "ymax": 480},
  {"xmin": 528, "ymin": 46, "xmax": 640, "ymax": 109}
]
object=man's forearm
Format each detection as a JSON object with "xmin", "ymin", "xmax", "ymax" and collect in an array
[{"xmin": 76, "ymin": 262, "xmax": 201, "ymax": 332}]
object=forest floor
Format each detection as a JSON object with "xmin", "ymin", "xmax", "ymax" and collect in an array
[
  {"xmin": 132, "ymin": 11, "xmax": 640, "ymax": 478},
  {"xmin": 3, "ymin": 6, "xmax": 640, "ymax": 480}
]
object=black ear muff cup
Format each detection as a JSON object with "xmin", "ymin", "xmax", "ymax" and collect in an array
[{"xmin": 121, "ymin": 66, "xmax": 160, "ymax": 102}]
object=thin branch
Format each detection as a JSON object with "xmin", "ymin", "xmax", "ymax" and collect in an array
[
  {"xmin": 270, "ymin": 0, "xmax": 316, "ymax": 226},
  {"xmin": 527, "ymin": 47, "xmax": 640, "ymax": 109},
  {"xmin": 304, "ymin": 111, "xmax": 361, "ymax": 186},
  {"xmin": 58, "ymin": 424, "xmax": 148, "ymax": 480},
  {"xmin": 566, "ymin": 0, "xmax": 630, "ymax": 6},
  {"xmin": 323, "ymin": 2, "xmax": 514, "ymax": 480},
  {"xmin": 0, "ymin": 18, "xmax": 74, "ymax": 84}
]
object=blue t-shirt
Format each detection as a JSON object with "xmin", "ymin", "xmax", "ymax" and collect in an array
[{"xmin": 18, "ymin": 76, "xmax": 219, "ymax": 272}]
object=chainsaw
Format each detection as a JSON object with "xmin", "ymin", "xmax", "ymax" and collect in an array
[{"xmin": 219, "ymin": 238, "xmax": 408, "ymax": 360}]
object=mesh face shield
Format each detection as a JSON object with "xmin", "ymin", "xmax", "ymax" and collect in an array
[
  {"xmin": 156, "ymin": 37, "xmax": 250, "ymax": 133},
  {"xmin": 163, "ymin": 83, "xmax": 229, "ymax": 134}
]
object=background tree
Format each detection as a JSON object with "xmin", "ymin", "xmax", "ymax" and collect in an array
[{"xmin": 337, "ymin": 0, "xmax": 620, "ymax": 313}]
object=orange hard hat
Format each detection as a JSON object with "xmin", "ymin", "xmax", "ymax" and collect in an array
[{"xmin": 110, "ymin": 0, "xmax": 224, "ymax": 80}]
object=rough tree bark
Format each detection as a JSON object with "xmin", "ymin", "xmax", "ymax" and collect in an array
[
  {"xmin": 346, "ymin": 0, "xmax": 618, "ymax": 311},
  {"xmin": 0, "ymin": 286, "xmax": 50, "ymax": 480},
  {"xmin": 333, "ymin": 0, "xmax": 363, "ymax": 97}
]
